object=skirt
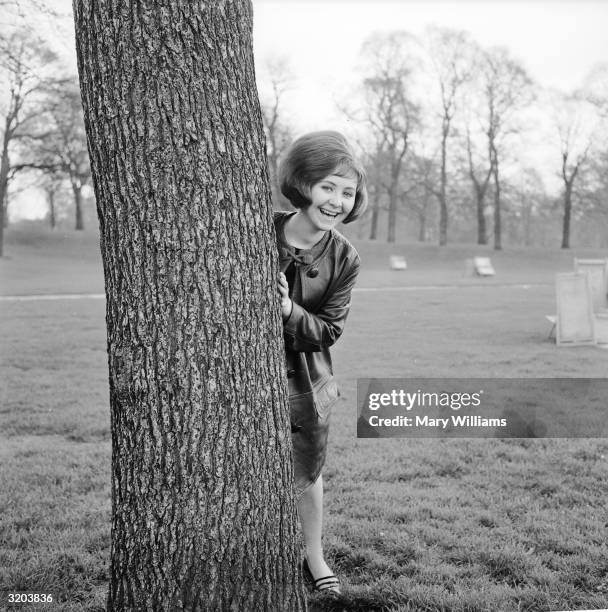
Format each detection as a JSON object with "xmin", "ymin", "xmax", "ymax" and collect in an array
[{"xmin": 290, "ymin": 377, "xmax": 340, "ymax": 495}]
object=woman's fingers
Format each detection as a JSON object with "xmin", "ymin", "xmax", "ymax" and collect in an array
[{"xmin": 278, "ymin": 273, "xmax": 289, "ymax": 298}]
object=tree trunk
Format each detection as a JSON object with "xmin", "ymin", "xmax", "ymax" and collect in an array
[
  {"xmin": 74, "ymin": 2, "xmax": 305, "ymax": 610},
  {"xmin": 466, "ymin": 133, "xmax": 489, "ymax": 246},
  {"xmin": 521, "ymin": 189, "xmax": 532, "ymax": 248},
  {"xmin": 387, "ymin": 187, "xmax": 396, "ymax": 242},
  {"xmin": 48, "ymin": 188, "xmax": 56, "ymax": 229},
  {"xmin": 523, "ymin": 204, "xmax": 531, "ymax": 247},
  {"xmin": 2, "ymin": 182, "xmax": 8, "ymax": 231},
  {"xmin": 561, "ymin": 158, "xmax": 579, "ymax": 250},
  {"xmin": 476, "ymin": 189, "xmax": 487, "ymax": 245},
  {"xmin": 438, "ymin": 118, "xmax": 448, "ymax": 246},
  {"xmin": 418, "ymin": 210, "xmax": 426, "ymax": 242},
  {"xmin": 0, "ymin": 123, "xmax": 11, "ymax": 256},
  {"xmin": 72, "ymin": 182, "xmax": 84, "ymax": 230},
  {"xmin": 472, "ymin": 171, "xmax": 489, "ymax": 245},
  {"xmin": 369, "ymin": 194, "xmax": 379, "ymax": 240},
  {"xmin": 491, "ymin": 153, "xmax": 502, "ymax": 251},
  {"xmin": 562, "ymin": 183, "xmax": 573, "ymax": 249},
  {"xmin": 267, "ymin": 135, "xmax": 281, "ymax": 210},
  {"xmin": 387, "ymin": 165, "xmax": 400, "ymax": 243},
  {"xmin": 0, "ymin": 143, "xmax": 8, "ymax": 256}
]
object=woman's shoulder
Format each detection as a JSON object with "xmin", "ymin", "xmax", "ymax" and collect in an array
[{"xmin": 330, "ymin": 228, "xmax": 361, "ymax": 268}]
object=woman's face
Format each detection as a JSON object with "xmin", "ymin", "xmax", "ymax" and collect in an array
[{"xmin": 301, "ymin": 173, "xmax": 357, "ymax": 232}]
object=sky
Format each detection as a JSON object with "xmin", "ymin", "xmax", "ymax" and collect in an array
[
  {"xmin": 9, "ymin": 0, "xmax": 608, "ymax": 219},
  {"xmin": 252, "ymin": 1, "xmax": 608, "ymax": 132}
]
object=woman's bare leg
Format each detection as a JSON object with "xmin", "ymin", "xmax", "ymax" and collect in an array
[{"xmin": 297, "ymin": 474, "xmax": 335, "ymax": 580}]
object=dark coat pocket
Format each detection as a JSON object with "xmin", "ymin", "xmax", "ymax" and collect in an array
[
  {"xmin": 289, "ymin": 391, "xmax": 315, "ymax": 432},
  {"xmin": 313, "ymin": 377, "xmax": 340, "ymax": 419}
]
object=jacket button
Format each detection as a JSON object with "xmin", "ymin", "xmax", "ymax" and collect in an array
[
  {"xmin": 307, "ymin": 268, "xmax": 319, "ymax": 278},
  {"xmin": 287, "ymin": 369, "xmax": 296, "ymax": 378}
]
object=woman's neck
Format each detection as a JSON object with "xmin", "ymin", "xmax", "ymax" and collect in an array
[{"xmin": 284, "ymin": 211, "xmax": 327, "ymax": 250}]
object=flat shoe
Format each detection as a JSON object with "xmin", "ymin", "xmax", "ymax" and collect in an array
[{"xmin": 302, "ymin": 558, "xmax": 341, "ymax": 594}]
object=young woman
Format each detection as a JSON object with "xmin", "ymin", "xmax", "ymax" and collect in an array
[{"xmin": 274, "ymin": 131, "xmax": 367, "ymax": 594}]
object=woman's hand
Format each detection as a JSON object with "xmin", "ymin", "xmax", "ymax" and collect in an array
[{"xmin": 278, "ymin": 272, "xmax": 293, "ymax": 321}]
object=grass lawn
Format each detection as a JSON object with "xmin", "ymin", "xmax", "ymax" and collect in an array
[{"xmin": 1, "ymin": 226, "xmax": 607, "ymax": 611}]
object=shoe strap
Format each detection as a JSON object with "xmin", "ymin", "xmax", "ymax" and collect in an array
[{"xmin": 314, "ymin": 575, "xmax": 339, "ymax": 590}]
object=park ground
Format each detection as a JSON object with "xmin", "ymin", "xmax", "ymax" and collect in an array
[{"xmin": 1, "ymin": 222, "xmax": 608, "ymax": 611}]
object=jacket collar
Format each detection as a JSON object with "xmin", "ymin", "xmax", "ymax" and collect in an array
[{"xmin": 276, "ymin": 212, "xmax": 333, "ymax": 271}]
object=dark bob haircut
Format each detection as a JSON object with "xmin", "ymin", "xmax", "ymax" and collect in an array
[{"xmin": 278, "ymin": 130, "xmax": 368, "ymax": 224}]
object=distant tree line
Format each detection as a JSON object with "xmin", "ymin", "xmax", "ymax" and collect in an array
[
  {"xmin": 0, "ymin": 25, "xmax": 92, "ymax": 256},
  {"xmin": 2, "ymin": 21, "xmax": 607, "ymax": 257},
  {"xmin": 259, "ymin": 29, "xmax": 608, "ymax": 250}
]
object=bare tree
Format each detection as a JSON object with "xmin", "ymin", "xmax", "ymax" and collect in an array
[
  {"xmin": 424, "ymin": 26, "xmax": 473, "ymax": 246},
  {"xmin": 478, "ymin": 46, "xmax": 534, "ymax": 250},
  {"xmin": 40, "ymin": 174, "xmax": 65, "ymax": 229},
  {"xmin": 515, "ymin": 167, "xmax": 546, "ymax": 247},
  {"xmin": 74, "ymin": 1, "xmax": 305, "ymax": 609},
  {"xmin": 259, "ymin": 57, "xmax": 293, "ymax": 211},
  {"xmin": 579, "ymin": 147, "xmax": 608, "ymax": 246},
  {"xmin": 0, "ymin": 0, "xmax": 56, "ymax": 30},
  {"xmin": 363, "ymin": 144, "xmax": 387, "ymax": 240},
  {"xmin": 359, "ymin": 31, "xmax": 421, "ymax": 242},
  {"xmin": 29, "ymin": 80, "xmax": 91, "ymax": 230},
  {"xmin": 453, "ymin": 67, "xmax": 493, "ymax": 246},
  {"xmin": 551, "ymin": 91, "xmax": 598, "ymax": 248},
  {"xmin": 0, "ymin": 28, "xmax": 59, "ymax": 255},
  {"xmin": 408, "ymin": 153, "xmax": 440, "ymax": 242},
  {"xmin": 461, "ymin": 118, "xmax": 493, "ymax": 245}
]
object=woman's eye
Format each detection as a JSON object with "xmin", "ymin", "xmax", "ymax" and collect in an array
[
  {"xmin": 344, "ymin": 192, "xmax": 354, "ymax": 199},
  {"xmin": 322, "ymin": 185, "xmax": 332, "ymax": 191}
]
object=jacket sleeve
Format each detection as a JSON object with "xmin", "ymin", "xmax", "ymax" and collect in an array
[{"xmin": 283, "ymin": 256, "xmax": 360, "ymax": 352}]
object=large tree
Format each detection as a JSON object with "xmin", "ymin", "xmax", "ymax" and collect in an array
[{"xmin": 73, "ymin": 1, "xmax": 305, "ymax": 610}]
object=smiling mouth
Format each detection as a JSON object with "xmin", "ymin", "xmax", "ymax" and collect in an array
[{"xmin": 320, "ymin": 208, "xmax": 340, "ymax": 218}]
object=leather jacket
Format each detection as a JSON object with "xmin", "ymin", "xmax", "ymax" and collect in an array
[{"xmin": 274, "ymin": 211, "xmax": 360, "ymax": 412}]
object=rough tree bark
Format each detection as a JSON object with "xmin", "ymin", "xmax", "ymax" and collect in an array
[{"xmin": 74, "ymin": 1, "xmax": 305, "ymax": 610}]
